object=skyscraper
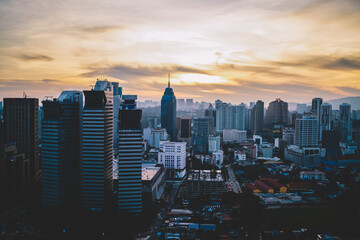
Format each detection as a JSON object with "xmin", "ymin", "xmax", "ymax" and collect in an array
[
  {"xmin": 234, "ymin": 103, "xmax": 246, "ymax": 130},
  {"xmin": 117, "ymin": 95, "xmax": 143, "ymax": 213},
  {"xmin": 215, "ymin": 100, "xmax": 227, "ymax": 132},
  {"xmin": 205, "ymin": 104, "xmax": 216, "ymax": 135},
  {"xmin": 250, "ymin": 100, "xmax": 264, "ymax": 134},
  {"xmin": 295, "ymin": 115, "xmax": 318, "ymax": 147},
  {"xmin": 340, "ymin": 103, "xmax": 352, "ymax": 142},
  {"xmin": 193, "ymin": 117, "xmax": 210, "ymax": 153},
  {"xmin": 319, "ymin": 103, "xmax": 332, "ymax": 140},
  {"xmin": 4, "ymin": 98, "xmax": 39, "ymax": 182},
  {"xmin": 161, "ymin": 77, "xmax": 177, "ymax": 141},
  {"xmin": 81, "ymin": 80, "xmax": 113, "ymax": 212},
  {"xmin": 265, "ymin": 98, "xmax": 289, "ymax": 129},
  {"xmin": 41, "ymin": 91, "xmax": 83, "ymax": 207},
  {"xmin": 312, "ymin": 98, "xmax": 323, "ymax": 139}
]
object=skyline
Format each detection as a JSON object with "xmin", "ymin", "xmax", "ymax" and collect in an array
[{"xmin": 1, "ymin": 0, "xmax": 360, "ymax": 103}]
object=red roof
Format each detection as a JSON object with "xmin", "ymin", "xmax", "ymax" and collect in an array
[
  {"xmin": 263, "ymin": 178, "xmax": 284, "ymax": 189},
  {"xmin": 245, "ymin": 183, "xmax": 259, "ymax": 191},
  {"xmin": 254, "ymin": 180, "xmax": 273, "ymax": 191}
]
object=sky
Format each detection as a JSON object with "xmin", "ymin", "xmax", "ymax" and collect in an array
[{"xmin": 0, "ymin": 0, "xmax": 360, "ymax": 105}]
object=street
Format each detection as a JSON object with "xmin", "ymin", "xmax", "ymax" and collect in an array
[{"xmin": 227, "ymin": 165, "xmax": 243, "ymax": 194}]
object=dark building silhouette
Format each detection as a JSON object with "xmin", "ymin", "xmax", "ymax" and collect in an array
[
  {"xmin": 322, "ymin": 130, "xmax": 340, "ymax": 161},
  {"xmin": 81, "ymin": 80, "xmax": 113, "ymax": 212},
  {"xmin": 4, "ymin": 98, "xmax": 39, "ymax": 182},
  {"xmin": 265, "ymin": 98, "xmax": 289, "ymax": 129},
  {"xmin": 117, "ymin": 95, "xmax": 142, "ymax": 213},
  {"xmin": 41, "ymin": 91, "xmax": 82, "ymax": 207},
  {"xmin": 205, "ymin": 104, "xmax": 216, "ymax": 135},
  {"xmin": 161, "ymin": 77, "xmax": 177, "ymax": 141},
  {"xmin": 193, "ymin": 117, "xmax": 210, "ymax": 153},
  {"xmin": 180, "ymin": 117, "xmax": 191, "ymax": 139},
  {"xmin": 250, "ymin": 100, "xmax": 264, "ymax": 134}
]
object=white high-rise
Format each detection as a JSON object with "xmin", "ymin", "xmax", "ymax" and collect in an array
[
  {"xmin": 295, "ymin": 115, "xmax": 319, "ymax": 147},
  {"xmin": 158, "ymin": 141, "xmax": 186, "ymax": 179}
]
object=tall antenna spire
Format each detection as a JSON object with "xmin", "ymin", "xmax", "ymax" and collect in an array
[{"xmin": 168, "ymin": 73, "xmax": 170, "ymax": 88}]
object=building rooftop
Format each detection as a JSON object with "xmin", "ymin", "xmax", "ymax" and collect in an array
[
  {"xmin": 187, "ymin": 170, "xmax": 223, "ymax": 181},
  {"xmin": 142, "ymin": 165, "xmax": 161, "ymax": 181}
]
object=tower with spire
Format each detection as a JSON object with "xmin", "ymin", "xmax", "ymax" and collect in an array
[{"xmin": 161, "ymin": 73, "xmax": 177, "ymax": 141}]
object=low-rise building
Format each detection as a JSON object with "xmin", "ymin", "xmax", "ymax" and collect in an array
[
  {"xmin": 284, "ymin": 145, "xmax": 321, "ymax": 167},
  {"xmin": 158, "ymin": 141, "xmax": 187, "ymax": 179},
  {"xmin": 185, "ymin": 170, "xmax": 225, "ymax": 199},
  {"xmin": 142, "ymin": 164, "xmax": 166, "ymax": 205},
  {"xmin": 300, "ymin": 170, "xmax": 326, "ymax": 180},
  {"xmin": 234, "ymin": 150, "xmax": 246, "ymax": 161},
  {"xmin": 223, "ymin": 129, "xmax": 246, "ymax": 143}
]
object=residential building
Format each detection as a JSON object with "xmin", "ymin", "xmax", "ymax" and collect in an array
[
  {"xmin": 250, "ymin": 100, "xmax": 264, "ymax": 134},
  {"xmin": 208, "ymin": 135, "xmax": 220, "ymax": 153},
  {"xmin": 223, "ymin": 129, "xmax": 246, "ymax": 143},
  {"xmin": 265, "ymin": 98, "xmax": 289, "ymax": 129}
]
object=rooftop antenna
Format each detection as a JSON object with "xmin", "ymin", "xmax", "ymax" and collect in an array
[{"xmin": 168, "ymin": 73, "xmax": 170, "ymax": 88}]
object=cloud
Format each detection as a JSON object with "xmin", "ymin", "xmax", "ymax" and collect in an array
[
  {"xmin": 81, "ymin": 63, "xmax": 210, "ymax": 80},
  {"xmin": 323, "ymin": 58, "xmax": 360, "ymax": 70},
  {"xmin": 17, "ymin": 54, "xmax": 53, "ymax": 62},
  {"xmin": 75, "ymin": 25, "xmax": 123, "ymax": 34}
]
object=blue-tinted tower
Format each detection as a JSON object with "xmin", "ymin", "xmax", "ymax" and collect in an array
[
  {"xmin": 161, "ymin": 76, "xmax": 177, "ymax": 141},
  {"xmin": 41, "ymin": 91, "xmax": 83, "ymax": 207}
]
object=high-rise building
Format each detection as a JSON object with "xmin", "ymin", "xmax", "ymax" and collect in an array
[
  {"xmin": 161, "ymin": 78, "xmax": 177, "ymax": 141},
  {"xmin": 296, "ymin": 104, "xmax": 307, "ymax": 114},
  {"xmin": 208, "ymin": 135, "xmax": 220, "ymax": 153},
  {"xmin": 143, "ymin": 128, "xmax": 168, "ymax": 149},
  {"xmin": 265, "ymin": 98, "xmax": 289, "ymax": 129},
  {"xmin": 4, "ymin": 98, "xmax": 39, "ymax": 182},
  {"xmin": 158, "ymin": 141, "xmax": 186, "ymax": 179},
  {"xmin": 322, "ymin": 130, "xmax": 340, "ymax": 160},
  {"xmin": 41, "ymin": 91, "xmax": 83, "ymax": 207},
  {"xmin": 319, "ymin": 103, "xmax": 332, "ymax": 140},
  {"xmin": 117, "ymin": 95, "xmax": 143, "ymax": 213},
  {"xmin": 148, "ymin": 117, "xmax": 158, "ymax": 128},
  {"xmin": 340, "ymin": 103, "xmax": 352, "ymax": 142},
  {"xmin": 282, "ymin": 128, "xmax": 295, "ymax": 145},
  {"xmin": 311, "ymin": 98, "xmax": 323, "ymax": 139},
  {"xmin": 179, "ymin": 117, "xmax": 191, "ymax": 139},
  {"xmin": 185, "ymin": 99, "xmax": 194, "ymax": 108},
  {"xmin": 193, "ymin": 117, "xmax": 210, "ymax": 153},
  {"xmin": 295, "ymin": 115, "xmax": 318, "ymax": 147},
  {"xmin": 250, "ymin": 100, "xmax": 264, "ymax": 134},
  {"xmin": 215, "ymin": 100, "xmax": 227, "ymax": 132},
  {"xmin": 111, "ymin": 82, "xmax": 122, "ymax": 152},
  {"xmin": 81, "ymin": 80, "xmax": 113, "ymax": 212},
  {"xmin": 177, "ymin": 99, "xmax": 185, "ymax": 110},
  {"xmin": 234, "ymin": 103, "xmax": 246, "ymax": 130},
  {"xmin": 205, "ymin": 104, "xmax": 216, "ymax": 135}
]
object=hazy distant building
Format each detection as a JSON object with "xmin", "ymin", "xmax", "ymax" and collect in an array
[
  {"xmin": 143, "ymin": 128, "xmax": 168, "ymax": 149},
  {"xmin": 265, "ymin": 98, "xmax": 289, "ymax": 129},
  {"xmin": 296, "ymin": 104, "xmax": 307, "ymax": 114},
  {"xmin": 340, "ymin": 103, "xmax": 352, "ymax": 142},
  {"xmin": 319, "ymin": 103, "xmax": 332, "ymax": 140},
  {"xmin": 177, "ymin": 99, "xmax": 185, "ymax": 110},
  {"xmin": 81, "ymin": 80, "xmax": 113, "ymax": 212},
  {"xmin": 161, "ymin": 80, "xmax": 177, "ymax": 141},
  {"xmin": 311, "ymin": 98, "xmax": 323, "ymax": 139},
  {"xmin": 186, "ymin": 99, "xmax": 194, "ymax": 108},
  {"xmin": 208, "ymin": 135, "xmax": 220, "ymax": 153},
  {"xmin": 223, "ymin": 129, "xmax": 247, "ymax": 143},
  {"xmin": 250, "ymin": 100, "xmax": 264, "ymax": 134},
  {"xmin": 41, "ymin": 91, "xmax": 83, "ymax": 207},
  {"xmin": 282, "ymin": 128, "xmax": 295, "ymax": 145},
  {"xmin": 4, "ymin": 98, "xmax": 39, "ymax": 182}
]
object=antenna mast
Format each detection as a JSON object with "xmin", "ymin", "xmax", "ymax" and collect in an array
[{"xmin": 168, "ymin": 73, "xmax": 170, "ymax": 88}]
